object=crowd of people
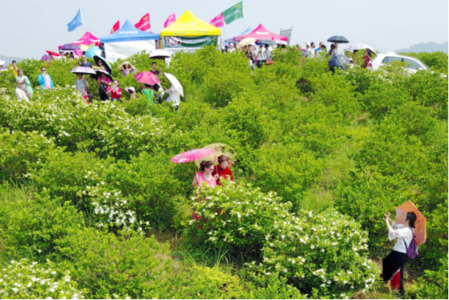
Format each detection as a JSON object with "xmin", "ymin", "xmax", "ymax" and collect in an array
[{"xmin": 7, "ymin": 52, "xmax": 181, "ymax": 111}]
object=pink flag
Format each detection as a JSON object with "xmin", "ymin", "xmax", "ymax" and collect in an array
[
  {"xmin": 209, "ymin": 12, "xmax": 224, "ymax": 27},
  {"xmin": 164, "ymin": 13, "xmax": 176, "ymax": 28},
  {"xmin": 135, "ymin": 13, "xmax": 151, "ymax": 31},
  {"xmin": 110, "ymin": 20, "xmax": 120, "ymax": 34}
]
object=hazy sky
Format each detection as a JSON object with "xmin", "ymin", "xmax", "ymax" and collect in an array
[{"xmin": 1, "ymin": 0, "xmax": 447, "ymax": 59}]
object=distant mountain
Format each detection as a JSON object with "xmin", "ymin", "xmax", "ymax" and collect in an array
[
  {"xmin": 0, "ymin": 54, "xmax": 23, "ymax": 65},
  {"xmin": 396, "ymin": 41, "xmax": 448, "ymax": 54}
]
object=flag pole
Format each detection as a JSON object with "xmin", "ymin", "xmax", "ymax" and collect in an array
[
  {"xmin": 80, "ymin": 9, "xmax": 86, "ymax": 33},
  {"xmin": 242, "ymin": 1, "xmax": 246, "ymax": 31}
]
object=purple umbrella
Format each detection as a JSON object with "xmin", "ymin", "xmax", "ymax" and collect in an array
[
  {"xmin": 42, "ymin": 54, "xmax": 49, "ymax": 62},
  {"xmin": 61, "ymin": 43, "xmax": 81, "ymax": 51},
  {"xmin": 71, "ymin": 66, "xmax": 97, "ymax": 75}
]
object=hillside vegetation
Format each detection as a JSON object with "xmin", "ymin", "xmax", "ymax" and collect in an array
[{"xmin": 0, "ymin": 48, "xmax": 447, "ymax": 299}]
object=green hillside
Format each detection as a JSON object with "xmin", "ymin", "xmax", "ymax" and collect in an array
[{"xmin": 0, "ymin": 48, "xmax": 447, "ymax": 299}]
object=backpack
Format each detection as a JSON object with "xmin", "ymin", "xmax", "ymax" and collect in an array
[
  {"xmin": 99, "ymin": 83, "xmax": 107, "ymax": 95},
  {"xmin": 403, "ymin": 227, "xmax": 419, "ymax": 259}
]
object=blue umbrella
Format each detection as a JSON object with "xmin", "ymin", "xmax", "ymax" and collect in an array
[{"xmin": 85, "ymin": 47, "xmax": 101, "ymax": 58}]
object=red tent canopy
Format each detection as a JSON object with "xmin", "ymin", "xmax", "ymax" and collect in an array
[
  {"xmin": 72, "ymin": 31, "xmax": 101, "ymax": 50},
  {"xmin": 234, "ymin": 24, "xmax": 288, "ymax": 42}
]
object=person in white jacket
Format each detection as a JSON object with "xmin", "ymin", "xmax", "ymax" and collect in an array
[
  {"xmin": 15, "ymin": 80, "xmax": 29, "ymax": 101},
  {"xmin": 381, "ymin": 211, "xmax": 417, "ymax": 297}
]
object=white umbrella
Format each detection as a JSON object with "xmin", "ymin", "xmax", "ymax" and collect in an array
[
  {"xmin": 275, "ymin": 40, "xmax": 288, "ymax": 45},
  {"xmin": 344, "ymin": 43, "xmax": 377, "ymax": 54},
  {"xmin": 164, "ymin": 73, "xmax": 184, "ymax": 97},
  {"xmin": 149, "ymin": 49, "xmax": 171, "ymax": 59},
  {"xmin": 0, "ymin": 60, "xmax": 5, "ymax": 66},
  {"xmin": 237, "ymin": 38, "xmax": 256, "ymax": 49}
]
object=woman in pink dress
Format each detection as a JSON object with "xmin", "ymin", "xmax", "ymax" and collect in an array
[
  {"xmin": 192, "ymin": 161, "xmax": 218, "ymax": 188},
  {"xmin": 191, "ymin": 161, "xmax": 218, "ymax": 227}
]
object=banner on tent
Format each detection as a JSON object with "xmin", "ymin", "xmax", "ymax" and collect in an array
[
  {"xmin": 163, "ymin": 36, "xmax": 218, "ymax": 48},
  {"xmin": 280, "ymin": 28, "xmax": 293, "ymax": 44},
  {"xmin": 104, "ymin": 40, "xmax": 156, "ymax": 63}
]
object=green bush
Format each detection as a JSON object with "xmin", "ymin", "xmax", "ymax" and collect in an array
[
  {"xmin": 0, "ymin": 185, "xmax": 85, "ymax": 262},
  {"xmin": 415, "ymin": 256, "xmax": 448, "ymax": 299},
  {"xmin": 0, "ymin": 130, "xmax": 55, "ymax": 183},
  {"xmin": 309, "ymin": 72, "xmax": 361, "ymax": 120},
  {"xmin": 247, "ymin": 143, "xmax": 324, "ymax": 207}
]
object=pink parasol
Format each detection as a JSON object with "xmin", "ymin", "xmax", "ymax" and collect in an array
[
  {"xmin": 234, "ymin": 24, "xmax": 288, "ymax": 42},
  {"xmin": 171, "ymin": 149, "xmax": 215, "ymax": 164},
  {"xmin": 134, "ymin": 71, "xmax": 161, "ymax": 86}
]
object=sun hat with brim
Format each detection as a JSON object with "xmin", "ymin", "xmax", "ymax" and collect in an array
[
  {"xmin": 125, "ymin": 87, "xmax": 136, "ymax": 94},
  {"xmin": 0, "ymin": 60, "xmax": 5, "ymax": 66}
]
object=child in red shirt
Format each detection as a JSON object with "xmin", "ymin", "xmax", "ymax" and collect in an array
[
  {"xmin": 212, "ymin": 155, "xmax": 233, "ymax": 185},
  {"xmin": 107, "ymin": 80, "xmax": 122, "ymax": 102}
]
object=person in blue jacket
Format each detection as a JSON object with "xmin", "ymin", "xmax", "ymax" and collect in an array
[{"xmin": 37, "ymin": 67, "xmax": 54, "ymax": 90}]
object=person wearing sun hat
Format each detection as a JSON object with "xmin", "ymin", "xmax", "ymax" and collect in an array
[
  {"xmin": 125, "ymin": 87, "xmax": 137, "ymax": 101},
  {"xmin": 118, "ymin": 61, "xmax": 137, "ymax": 77}
]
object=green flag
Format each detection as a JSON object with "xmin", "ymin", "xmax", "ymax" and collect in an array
[{"xmin": 222, "ymin": 1, "xmax": 244, "ymax": 25}]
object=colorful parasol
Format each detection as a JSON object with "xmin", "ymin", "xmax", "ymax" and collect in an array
[{"xmin": 395, "ymin": 200, "xmax": 427, "ymax": 246}]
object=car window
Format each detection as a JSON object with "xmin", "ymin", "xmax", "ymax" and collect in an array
[
  {"xmin": 403, "ymin": 58, "xmax": 422, "ymax": 70},
  {"xmin": 404, "ymin": 59, "xmax": 420, "ymax": 70},
  {"xmin": 382, "ymin": 56, "xmax": 403, "ymax": 64}
]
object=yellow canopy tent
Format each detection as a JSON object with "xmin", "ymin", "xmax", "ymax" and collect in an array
[
  {"xmin": 160, "ymin": 11, "xmax": 221, "ymax": 52},
  {"xmin": 160, "ymin": 11, "xmax": 221, "ymax": 37}
]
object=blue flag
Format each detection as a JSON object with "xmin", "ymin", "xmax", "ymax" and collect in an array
[{"xmin": 67, "ymin": 9, "xmax": 83, "ymax": 32}]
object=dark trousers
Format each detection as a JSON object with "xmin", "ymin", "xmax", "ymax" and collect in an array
[{"xmin": 382, "ymin": 250, "xmax": 407, "ymax": 292}]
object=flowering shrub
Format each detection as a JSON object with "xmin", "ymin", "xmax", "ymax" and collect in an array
[
  {"xmin": 0, "ymin": 259, "xmax": 86, "ymax": 299},
  {"xmin": 247, "ymin": 209, "xmax": 378, "ymax": 298},
  {"xmin": 0, "ymin": 47, "xmax": 447, "ymax": 298},
  {"xmin": 187, "ymin": 180, "xmax": 292, "ymax": 257}
]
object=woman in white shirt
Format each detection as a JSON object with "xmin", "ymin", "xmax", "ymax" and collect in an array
[
  {"xmin": 382, "ymin": 211, "xmax": 417, "ymax": 297},
  {"xmin": 15, "ymin": 80, "xmax": 29, "ymax": 101}
]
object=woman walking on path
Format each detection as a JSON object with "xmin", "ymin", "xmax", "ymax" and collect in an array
[{"xmin": 381, "ymin": 211, "xmax": 417, "ymax": 297}]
